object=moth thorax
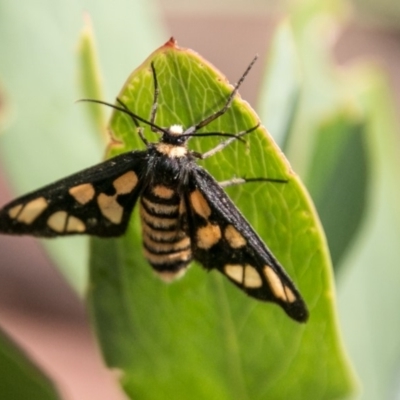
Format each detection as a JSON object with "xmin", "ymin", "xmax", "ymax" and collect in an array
[{"xmin": 169, "ymin": 124, "xmax": 184, "ymax": 135}]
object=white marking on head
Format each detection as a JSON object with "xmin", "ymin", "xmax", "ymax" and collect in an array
[{"xmin": 169, "ymin": 124, "xmax": 184, "ymax": 135}]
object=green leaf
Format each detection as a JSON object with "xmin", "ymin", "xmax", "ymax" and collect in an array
[
  {"xmin": 0, "ymin": 327, "xmax": 60, "ymax": 400},
  {"xmin": 307, "ymin": 112, "xmax": 369, "ymax": 267},
  {"xmin": 77, "ymin": 14, "xmax": 107, "ymax": 140},
  {"xmin": 258, "ymin": 20, "xmax": 302, "ymax": 148},
  {"xmin": 89, "ymin": 39, "xmax": 356, "ymax": 399}
]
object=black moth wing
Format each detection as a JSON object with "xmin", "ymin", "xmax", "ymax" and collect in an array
[
  {"xmin": 0, "ymin": 151, "xmax": 147, "ymax": 237},
  {"xmin": 187, "ymin": 166, "xmax": 308, "ymax": 322}
]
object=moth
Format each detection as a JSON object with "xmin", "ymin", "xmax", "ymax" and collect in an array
[{"xmin": 0, "ymin": 57, "xmax": 308, "ymax": 322}]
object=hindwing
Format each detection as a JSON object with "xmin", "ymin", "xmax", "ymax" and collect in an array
[{"xmin": 186, "ymin": 166, "xmax": 308, "ymax": 322}]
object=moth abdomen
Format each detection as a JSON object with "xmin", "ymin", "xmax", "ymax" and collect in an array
[{"xmin": 139, "ymin": 185, "xmax": 192, "ymax": 282}]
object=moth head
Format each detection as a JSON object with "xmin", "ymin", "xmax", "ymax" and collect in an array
[{"xmin": 161, "ymin": 124, "xmax": 189, "ymax": 146}]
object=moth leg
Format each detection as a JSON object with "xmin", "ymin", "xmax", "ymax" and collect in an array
[
  {"xmin": 192, "ymin": 123, "xmax": 259, "ymax": 160},
  {"xmin": 219, "ymin": 177, "xmax": 288, "ymax": 188}
]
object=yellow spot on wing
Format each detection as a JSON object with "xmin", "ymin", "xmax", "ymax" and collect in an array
[
  {"xmin": 224, "ymin": 264, "xmax": 262, "ymax": 288},
  {"xmin": 152, "ymin": 185, "xmax": 175, "ymax": 199},
  {"xmin": 69, "ymin": 183, "xmax": 95, "ymax": 205},
  {"xmin": 243, "ymin": 265, "xmax": 262, "ymax": 288},
  {"xmin": 8, "ymin": 204, "xmax": 23, "ymax": 219},
  {"xmin": 224, "ymin": 225, "xmax": 246, "ymax": 248},
  {"xmin": 264, "ymin": 265, "xmax": 296, "ymax": 303},
  {"xmin": 284, "ymin": 286, "xmax": 296, "ymax": 303},
  {"xmin": 224, "ymin": 264, "xmax": 243, "ymax": 283},
  {"xmin": 113, "ymin": 171, "xmax": 138, "ymax": 195},
  {"xmin": 196, "ymin": 223, "xmax": 221, "ymax": 249},
  {"xmin": 66, "ymin": 215, "xmax": 86, "ymax": 232},
  {"xmin": 97, "ymin": 194, "xmax": 123, "ymax": 224},
  {"xmin": 17, "ymin": 197, "xmax": 48, "ymax": 224},
  {"xmin": 190, "ymin": 190, "xmax": 211, "ymax": 219},
  {"xmin": 48, "ymin": 211, "xmax": 68, "ymax": 232}
]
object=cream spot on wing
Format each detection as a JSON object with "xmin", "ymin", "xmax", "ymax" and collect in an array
[
  {"xmin": 113, "ymin": 171, "xmax": 138, "ymax": 195},
  {"xmin": 69, "ymin": 183, "xmax": 95, "ymax": 205},
  {"xmin": 66, "ymin": 215, "xmax": 86, "ymax": 232},
  {"xmin": 196, "ymin": 223, "xmax": 221, "ymax": 249},
  {"xmin": 243, "ymin": 265, "xmax": 262, "ymax": 288},
  {"xmin": 284, "ymin": 286, "xmax": 296, "ymax": 303},
  {"xmin": 152, "ymin": 185, "xmax": 175, "ymax": 199},
  {"xmin": 156, "ymin": 268, "xmax": 187, "ymax": 282},
  {"xmin": 97, "ymin": 194, "xmax": 123, "ymax": 224},
  {"xmin": 47, "ymin": 211, "xmax": 68, "ymax": 232},
  {"xmin": 190, "ymin": 190, "xmax": 211, "ymax": 219},
  {"xmin": 224, "ymin": 225, "xmax": 246, "ymax": 248},
  {"xmin": 224, "ymin": 264, "xmax": 243, "ymax": 284},
  {"xmin": 264, "ymin": 265, "xmax": 295, "ymax": 302},
  {"xmin": 17, "ymin": 197, "xmax": 48, "ymax": 224},
  {"xmin": 8, "ymin": 204, "xmax": 23, "ymax": 219}
]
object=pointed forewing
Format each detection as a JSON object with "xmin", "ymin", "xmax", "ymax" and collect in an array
[
  {"xmin": 186, "ymin": 167, "xmax": 308, "ymax": 322},
  {"xmin": 0, "ymin": 151, "xmax": 147, "ymax": 237}
]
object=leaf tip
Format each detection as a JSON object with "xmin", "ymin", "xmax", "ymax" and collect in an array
[{"xmin": 164, "ymin": 37, "xmax": 178, "ymax": 48}]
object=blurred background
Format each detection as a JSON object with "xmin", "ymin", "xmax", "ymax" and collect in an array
[{"xmin": 0, "ymin": 0, "xmax": 400, "ymax": 399}]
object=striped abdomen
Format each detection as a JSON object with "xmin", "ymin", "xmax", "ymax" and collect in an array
[{"xmin": 139, "ymin": 185, "xmax": 192, "ymax": 281}]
